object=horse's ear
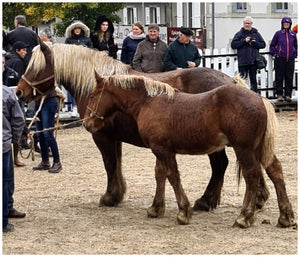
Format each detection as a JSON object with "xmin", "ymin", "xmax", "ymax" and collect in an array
[
  {"xmin": 94, "ymin": 69, "xmax": 103, "ymax": 85},
  {"xmin": 38, "ymin": 36, "xmax": 49, "ymax": 52}
]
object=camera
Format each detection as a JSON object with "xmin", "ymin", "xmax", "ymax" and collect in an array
[{"xmin": 249, "ymin": 37, "xmax": 256, "ymax": 46}]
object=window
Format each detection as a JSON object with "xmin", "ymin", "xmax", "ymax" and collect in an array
[
  {"xmin": 145, "ymin": 7, "xmax": 161, "ymax": 25},
  {"xmin": 274, "ymin": 2, "xmax": 288, "ymax": 13},
  {"xmin": 233, "ymin": 3, "xmax": 247, "ymax": 13},
  {"xmin": 123, "ymin": 7, "xmax": 137, "ymax": 25}
]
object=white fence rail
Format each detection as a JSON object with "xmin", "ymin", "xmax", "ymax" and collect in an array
[{"xmin": 198, "ymin": 48, "xmax": 298, "ymax": 99}]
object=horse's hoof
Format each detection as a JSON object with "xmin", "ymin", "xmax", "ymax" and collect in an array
[
  {"xmin": 147, "ymin": 206, "xmax": 165, "ymax": 218},
  {"xmin": 233, "ymin": 214, "xmax": 252, "ymax": 228},
  {"xmin": 176, "ymin": 209, "xmax": 192, "ymax": 225},
  {"xmin": 193, "ymin": 196, "xmax": 219, "ymax": 211},
  {"xmin": 277, "ymin": 214, "xmax": 297, "ymax": 228},
  {"xmin": 99, "ymin": 193, "xmax": 120, "ymax": 207}
]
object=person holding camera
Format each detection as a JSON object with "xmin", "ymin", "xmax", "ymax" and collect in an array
[{"xmin": 231, "ymin": 16, "xmax": 266, "ymax": 92}]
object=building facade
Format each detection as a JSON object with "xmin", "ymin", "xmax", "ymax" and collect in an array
[{"xmin": 117, "ymin": 2, "xmax": 298, "ymax": 50}]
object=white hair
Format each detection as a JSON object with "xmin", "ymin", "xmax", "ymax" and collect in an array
[{"xmin": 243, "ymin": 16, "xmax": 253, "ymax": 23}]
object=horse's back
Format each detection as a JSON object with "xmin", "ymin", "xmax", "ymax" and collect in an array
[{"xmin": 129, "ymin": 67, "xmax": 234, "ymax": 94}]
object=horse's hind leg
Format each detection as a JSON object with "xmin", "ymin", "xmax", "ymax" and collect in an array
[
  {"xmin": 233, "ymin": 151, "xmax": 261, "ymax": 228},
  {"xmin": 193, "ymin": 149, "xmax": 269, "ymax": 212},
  {"xmin": 194, "ymin": 150, "xmax": 228, "ymax": 211},
  {"xmin": 93, "ymin": 133, "xmax": 126, "ymax": 206},
  {"xmin": 265, "ymin": 155, "xmax": 295, "ymax": 227},
  {"xmin": 256, "ymin": 174, "xmax": 269, "ymax": 209}
]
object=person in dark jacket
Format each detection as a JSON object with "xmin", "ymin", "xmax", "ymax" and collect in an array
[
  {"xmin": 164, "ymin": 27, "xmax": 201, "ymax": 71},
  {"xmin": 65, "ymin": 21, "xmax": 93, "ymax": 117},
  {"xmin": 121, "ymin": 22, "xmax": 145, "ymax": 65},
  {"xmin": 32, "ymin": 87, "xmax": 63, "ymax": 174},
  {"xmin": 90, "ymin": 15, "xmax": 118, "ymax": 59},
  {"xmin": 2, "ymin": 85, "xmax": 26, "ymax": 232},
  {"xmin": 270, "ymin": 17, "xmax": 298, "ymax": 102},
  {"xmin": 5, "ymin": 15, "xmax": 38, "ymax": 65},
  {"xmin": 65, "ymin": 20, "xmax": 93, "ymax": 48},
  {"xmin": 231, "ymin": 16, "xmax": 266, "ymax": 92},
  {"xmin": 2, "ymin": 51, "xmax": 19, "ymax": 87},
  {"xmin": 132, "ymin": 24, "xmax": 167, "ymax": 73},
  {"xmin": 5, "ymin": 41, "xmax": 28, "ymax": 81}
]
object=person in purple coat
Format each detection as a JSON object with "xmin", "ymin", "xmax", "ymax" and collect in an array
[
  {"xmin": 270, "ymin": 17, "xmax": 298, "ymax": 102},
  {"xmin": 121, "ymin": 22, "xmax": 145, "ymax": 65}
]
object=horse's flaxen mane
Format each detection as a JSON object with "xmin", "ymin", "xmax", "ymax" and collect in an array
[
  {"xmin": 102, "ymin": 74, "xmax": 175, "ymax": 99},
  {"xmin": 232, "ymin": 74, "xmax": 248, "ymax": 88},
  {"xmin": 27, "ymin": 43, "xmax": 130, "ymax": 97}
]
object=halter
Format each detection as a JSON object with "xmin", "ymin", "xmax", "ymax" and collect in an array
[
  {"xmin": 86, "ymin": 82, "xmax": 106, "ymax": 120},
  {"xmin": 21, "ymin": 74, "xmax": 55, "ymax": 96}
]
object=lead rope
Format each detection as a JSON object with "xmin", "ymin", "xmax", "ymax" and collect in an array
[{"xmin": 19, "ymin": 95, "xmax": 46, "ymax": 161}]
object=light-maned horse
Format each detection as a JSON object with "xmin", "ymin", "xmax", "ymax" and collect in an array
[
  {"xmin": 83, "ymin": 72, "xmax": 295, "ymax": 227},
  {"xmin": 16, "ymin": 40, "xmax": 269, "ymax": 211}
]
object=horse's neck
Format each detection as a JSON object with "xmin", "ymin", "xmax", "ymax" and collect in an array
[{"xmin": 108, "ymin": 86, "xmax": 145, "ymax": 119}]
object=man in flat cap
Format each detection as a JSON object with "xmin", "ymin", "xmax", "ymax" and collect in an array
[{"xmin": 164, "ymin": 26, "xmax": 201, "ymax": 71}]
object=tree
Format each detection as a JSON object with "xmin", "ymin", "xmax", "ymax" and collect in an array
[
  {"xmin": 2, "ymin": 3, "xmax": 64, "ymax": 29},
  {"xmin": 2, "ymin": 2, "xmax": 124, "ymax": 36},
  {"xmin": 54, "ymin": 2, "xmax": 124, "ymax": 36}
]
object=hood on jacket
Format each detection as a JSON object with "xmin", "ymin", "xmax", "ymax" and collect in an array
[
  {"xmin": 281, "ymin": 17, "xmax": 292, "ymax": 30},
  {"xmin": 65, "ymin": 21, "xmax": 90, "ymax": 38},
  {"xmin": 94, "ymin": 15, "xmax": 114, "ymax": 34}
]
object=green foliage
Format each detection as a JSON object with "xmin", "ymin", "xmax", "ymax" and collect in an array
[
  {"xmin": 54, "ymin": 2, "xmax": 124, "ymax": 36},
  {"xmin": 2, "ymin": 2, "xmax": 124, "ymax": 36}
]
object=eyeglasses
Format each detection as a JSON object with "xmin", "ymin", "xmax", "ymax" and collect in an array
[{"xmin": 244, "ymin": 22, "xmax": 252, "ymax": 24}]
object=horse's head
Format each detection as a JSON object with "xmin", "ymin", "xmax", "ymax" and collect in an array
[
  {"xmin": 16, "ymin": 38, "xmax": 55, "ymax": 102},
  {"xmin": 83, "ymin": 71, "xmax": 114, "ymax": 133}
]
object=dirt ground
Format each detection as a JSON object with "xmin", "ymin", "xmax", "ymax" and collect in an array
[{"xmin": 2, "ymin": 111, "xmax": 298, "ymax": 255}]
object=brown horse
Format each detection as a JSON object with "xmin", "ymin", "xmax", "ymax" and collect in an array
[
  {"xmin": 84, "ymin": 72, "xmax": 295, "ymax": 228},
  {"xmin": 16, "ymin": 40, "xmax": 269, "ymax": 211}
]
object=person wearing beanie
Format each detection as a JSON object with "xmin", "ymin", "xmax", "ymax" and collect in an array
[
  {"xmin": 90, "ymin": 15, "xmax": 118, "ymax": 59},
  {"xmin": 121, "ymin": 22, "xmax": 145, "ymax": 65},
  {"xmin": 164, "ymin": 26, "xmax": 201, "ymax": 71},
  {"xmin": 270, "ymin": 17, "xmax": 298, "ymax": 102}
]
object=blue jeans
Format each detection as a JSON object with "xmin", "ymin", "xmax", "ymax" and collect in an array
[
  {"xmin": 8, "ymin": 151, "xmax": 14, "ymax": 211},
  {"xmin": 238, "ymin": 64, "xmax": 258, "ymax": 92},
  {"xmin": 35, "ymin": 97, "xmax": 60, "ymax": 163},
  {"xmin": 67, "ymin": 92, "xmax": 77, "ymax": 111},
  {"xmin": 3, "ymin": 150, "xmax": 11, "ymax": 228}
]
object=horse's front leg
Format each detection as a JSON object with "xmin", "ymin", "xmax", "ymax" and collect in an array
[
  {"xmin": 149, "ymin": 152, "xmax": 192, "ymax": 225},
  {"xmin": 166, "ymin": 154, "xmax": 192, "ymax": 225},
  {"xmin": 147, "ymin": 159, "xmax": 167, "ymax": 218},
  {"xmin": 92, "ymin": 132, "xmax": 126, "ymax": 206},
  {"xmin": 194, "ymin": 150, "xmax": 228, "ymax": 211}
]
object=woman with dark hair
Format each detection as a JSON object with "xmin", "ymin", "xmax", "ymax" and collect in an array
[{"xmin": 90, "ymin": 15, "xmax": 118, "ymax": 59}]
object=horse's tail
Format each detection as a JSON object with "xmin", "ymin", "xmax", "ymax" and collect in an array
[
  {"xmin": 260, "ymin": 97, "xmax": 278, "ymax": 168},
  {"xmin": 236, "ymin": 97, "xmax": 277, "ymax": 187},
  {"xmin": 232, "ymin": 74, "xmax": 248, "ymax": 88}
]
